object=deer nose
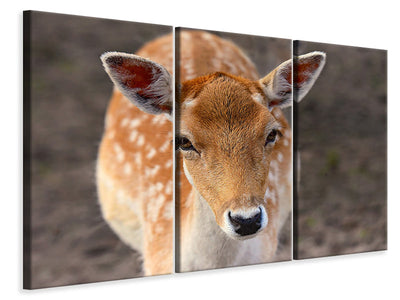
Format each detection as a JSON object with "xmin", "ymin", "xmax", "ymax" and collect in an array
[{"xmin": 228, "ymin": 207, "xmax": 262, "ymax": 236}]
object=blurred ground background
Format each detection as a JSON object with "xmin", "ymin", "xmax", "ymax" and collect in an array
[
  {"xmin": 27, "ymin": 11, "xmax": 292, "ymax": 289},
  {"xmin": 28, "ymin": 11, "xmax": 171, "ymax": 288},
  {"xmin": 294, "ymin": 42, "xmax": 387, "ymax": 258}
]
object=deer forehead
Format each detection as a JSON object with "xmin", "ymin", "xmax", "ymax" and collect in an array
[{"xmin": 180, "ymin": 75, "xmax": 278, "ymax": 145}]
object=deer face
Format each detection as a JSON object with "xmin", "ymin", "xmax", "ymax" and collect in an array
[{"xmin": 178, "ymin": 73, "xmax": 283, "ymax": 239}]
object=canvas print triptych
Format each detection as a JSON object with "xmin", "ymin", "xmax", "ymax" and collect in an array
[{"xmin": 23, "ymin": 11, "xmax": 387, "ymax": 289}]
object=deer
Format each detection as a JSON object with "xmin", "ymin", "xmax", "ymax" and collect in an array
[{"xmin": 97, "ymin": 30, "xmax": 326, "ymax": 275}]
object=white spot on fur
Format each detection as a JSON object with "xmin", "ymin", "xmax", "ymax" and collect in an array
[
  {"xmin": 180, "ymin": 32, "xmax": 196, "ymax": 80},
  {"xmin": 201, "ymin": 31, "xmax": 215, "ymax": 42},
  {"xmin": 283, "ymin": 130, "xmax": 290, "ymax": 138},
  {"xmin": 251, "ymin": 93, "xmax": 263, "ymax": 103},
  {"xmin": 270, "ymin": 160, "xmax": 279, "ymax": 171},
  {"xmin": 165, "ymin": 180, "xmax": 173, "ymax": 195},
  {"xmin": 113, "ymin": 143, "xmax": 125, "ymax": 162},
  {"xmin": 264, "ymin": 187, "xmax": 271, "ymax": 201},
  {"xmin": 147, "ymin": 184, "xmax": 157, "ymax": 198},
  {"xmin": 277, "ymin": 152, "xmax": 283, "ymax": 162},
  {"xmin": 134, "ymin": 153, "xmax": 142, "ymax": 167},
  {"xmin": 140, "ymin": 114, "xmax": 149, "ymax": 121},
  {"xmin": 160, "ymin": 139, "xmax": 171, "ymax": 153},
  {"xmin": 264, "ymin": 188, "xmax": 277, "ymax": 205},
  {"xmin": 123, "ymin": 162, "xmax": 132, "ymax": 175},
  {"xmin": 120, "ymin": 118, "xmax": 130, "ymax": 127},
  {"xmin": 163, "ymin": 201, "xmax": 173, "ymax": 220},
  {"xmin": 164, "ymin": 159, "xmax": 173, "ymax": 169},
  {"xmin": 272, "ymin": 189, "xmax": 277, "ymax": 203},
  {"xmin": 129, "ymin": 119, "xmax": 141, "ymax": 128},
  {"xmin": 155, "ymin": 181, "xmax": 164, "ymax": 192},
  {"xmin": 145, "ymin": 165, "xmax": 160, "ymax": 178},
  {"xmin": 268, "ymin": 170, "xmax": 276, "ymax": 183},
  {"xmin": 283, "ymin": 139, "xmax": 289, "ymax": 147},
  {"xmin": 107, "ymin": 130, "xmax": 115, "ymax": 139},
  {"xmin": 181, "ymin": 31, "xmax": 192, "ymax": 41},
  {"xmin": 129, "ymin": 130, "xmax": 138, "ymax": 142},
  {"xmin": 147, "ymin": 148, "xmax": 156, "ymax": 159},
  {"xmin": 183, "ymin": 64, "xmax": 195, "ymax": 79},
  {"xmin": 155, "ymin": 225, "xmax": 164, "ymax": 234},
  {"xmin": 137, "ymin": 135, "xmax": 145, "ymax": 147},
  {"xmin": 183, "ymin": 98, "xmax": 196, "ymax": 108},
  {"xmin": 147, "ymin": 193, "xmax": 166, "ymax": 222},
  {"xmin": 151, "ymin": 114, "xmax": 167, "ymax": 125}
]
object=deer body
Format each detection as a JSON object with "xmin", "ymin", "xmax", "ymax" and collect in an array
[{"xmin": 98, "ymin": 30, "xmax": 325, "ymax": 275}]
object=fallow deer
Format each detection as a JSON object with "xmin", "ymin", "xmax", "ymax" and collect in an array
[{"xmin": 97, "ymin": 30, "xmax": 326, "ymax": 275}]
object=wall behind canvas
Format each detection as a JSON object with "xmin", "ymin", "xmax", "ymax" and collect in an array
[{"xmin": 4, "ymin": 1, "xmax": 398, "ymax": 299}]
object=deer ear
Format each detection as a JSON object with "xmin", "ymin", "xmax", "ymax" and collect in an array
[
  {"xmin": 101, "ymin": 52, "xmax": 172, "ymax": 115},
  {"xmin": 293, "ymin": 51, "xmax": 326, "ymax": 102},
  {"xmin": 258, "ymin": 51, "xmax": 326, "ymax": 109}
]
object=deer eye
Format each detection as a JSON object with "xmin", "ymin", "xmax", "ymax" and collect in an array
[
  {"xmin": 265, "ymin": 129, "xmax": 281, "ymax": 146},
  {"xmin": 176, "ymin": 136, "xmax": 196, "ymax": 152}
]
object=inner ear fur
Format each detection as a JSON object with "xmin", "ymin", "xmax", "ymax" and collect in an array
[
  {"xmin": 258, "ymin": 51, "xmax": 326, "ymax": 109},
  {"xmin": 101, "ymin": 52, "xmax": 172, "ymax": 115}
]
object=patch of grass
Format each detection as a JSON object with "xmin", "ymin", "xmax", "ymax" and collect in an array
[
  {"xmin": 37, "ymin": 162, "xmax": 52, "ymax": 177},
  {"xmin": 326, "ymin": 150, "xmax": 340, "ymax": 170},
  {"xmin": 349, "ymin": 163, "xmax": 375, "ymax": 180},
  {"xmin": 305, "ymin": 217, "xmax": 317, "ymax": 228},
  {"xmin": 319, "ymin": 149, "xmax": 340, "ymax": 175},
  {"xmin": 57, "ymin": 60, "xmax": 77, "ymax": 74},
  {"xmin": 32, "ymin": 77, "xmax": 47, "ymax": 92},
  {"xmin": 359, "ymin": 228, "xmax": 369, "ymax": 239}
]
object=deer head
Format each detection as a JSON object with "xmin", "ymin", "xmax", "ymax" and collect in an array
[{"xmin": 177, "ymin": 52, "xmax": 326, "ymax": 240}]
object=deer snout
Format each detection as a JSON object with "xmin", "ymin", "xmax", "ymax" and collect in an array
[{"xmin": 224, "ymin": 206, "xmax": 268, "ymax": 239}]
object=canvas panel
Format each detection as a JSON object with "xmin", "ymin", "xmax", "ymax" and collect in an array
[
  {"xmin": 293, "ymin": 40, "xmax": 387, "ymax": 259},
  {"xmin": 175, "ymin": 28, "xmax": 292, "ymax": 272},
  {"xmin": 23, "ymin": 11, "xmax": 173, "ymax": 289}
]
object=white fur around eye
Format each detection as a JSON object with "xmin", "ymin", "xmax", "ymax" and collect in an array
[{"xmin": 183, "ymin": 161, "xmax": 194, "ymax": 185}]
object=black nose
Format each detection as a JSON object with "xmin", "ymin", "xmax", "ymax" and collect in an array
[{"xmin": 228, "ymin": 209, "xmax": 262, "ymax": 236}]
